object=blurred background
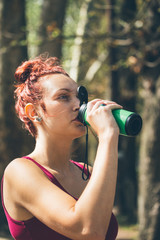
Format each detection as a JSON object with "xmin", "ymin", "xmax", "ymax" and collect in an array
[{"xmin": 0, "ymin": 0, "xmax": 160, "ymax": 239}]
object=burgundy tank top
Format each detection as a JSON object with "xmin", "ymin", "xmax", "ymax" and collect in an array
[{"xmin": 1, "ymin": 157, "xmax": 118, "ymax": 240}]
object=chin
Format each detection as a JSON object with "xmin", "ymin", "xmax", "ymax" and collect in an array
[{"xmin": 73, "ymin": 125, "xmax": 86, "ymax": 138}]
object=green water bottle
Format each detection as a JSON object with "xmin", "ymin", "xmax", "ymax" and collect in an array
[{"xmin": 78, "ymin": 103, "xmax": 142, "ymax": 137}]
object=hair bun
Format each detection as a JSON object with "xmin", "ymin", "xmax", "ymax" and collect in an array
[{"xmin": 14, "ymin": 62, "xmax": 33, "ymax": 83}]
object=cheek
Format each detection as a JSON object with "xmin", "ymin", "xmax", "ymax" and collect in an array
[{"xmin": 43, "ymin": 102, "xmax": 69, "ymax": 120}]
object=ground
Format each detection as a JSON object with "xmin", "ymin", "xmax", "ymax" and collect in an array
[{"xmin": 117, "ymin": 225, "xmax": 138, "ymax": 240}]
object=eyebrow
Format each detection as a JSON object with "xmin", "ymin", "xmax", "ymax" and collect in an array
[{"xmin": 57, "ymin": 88, "xmax": 72, "ymax": 92}]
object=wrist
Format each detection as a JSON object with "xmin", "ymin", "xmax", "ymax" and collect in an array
[{"xmin": 98, "ymin": 129, "xmax": 119, "ymax": 143}]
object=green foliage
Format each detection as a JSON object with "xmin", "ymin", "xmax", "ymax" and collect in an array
[
  {"xmin": 62, "ymin": 0, "xmax": 84, "ymax": 71},
  {"xmin": 25, "ymin": 0, "xmax": 42, "ymax": 57}
]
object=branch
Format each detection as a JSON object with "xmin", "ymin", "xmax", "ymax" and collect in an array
[
  {"xmin": 84, "ymin": 51, "xmax": 108, "ymax": 82},
  {"xmin": 144, "ymin": 58, "xmax": 160, "ymax": 68},
  {"xmin": 109, "ymin": 38, "xmax": 133, "ymax": 46}
]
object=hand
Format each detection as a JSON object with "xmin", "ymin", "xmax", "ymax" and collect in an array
[{"xmin": 86, "ymin": 99, "xmax": 123, "ymax": 138}]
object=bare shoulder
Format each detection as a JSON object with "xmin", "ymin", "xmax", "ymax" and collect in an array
[
  {"xmin": 4, "ymin": 157, "xmax": 27, "ymax": 181},
  {"xmin": 3, "ymin": 157, "xmax": 47, "ymax": 195},
  {"xmin": 4, "ymin": 157, "xmax": 42, "ymax": 181},
  {"xmin": 3, "ymin": 158, "xmax": 40, "ymax": 219},
  {"xmin": 3, "ymin": 157, "xmax": 58, "ymax": 212}
]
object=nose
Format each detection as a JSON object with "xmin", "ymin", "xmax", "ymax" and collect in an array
[{"xmin": 73, "ymin": 96, "xmax": 80, "ymax": 112}]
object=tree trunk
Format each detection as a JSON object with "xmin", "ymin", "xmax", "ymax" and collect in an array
[
  {"xmin": 138, "ymin": 1, "xmax": 160, "ymax": 238},
  {"xmin": 138, "ymin": 82, "xmax": 160, "ymax": 240},
  {"xmin": 0, "ymin": 0, "xmax": 34, "ymax": 167},
  {"xmin": 37, "ymin": 0, "xmax": 68, "ymax": 58},
  {"xmin": 116, "ymin": 70, "xmax": 138, "ymax": 223},
  {"xmin": 107, "ymin": 0, "xmax": 138, "ymax": 223}
]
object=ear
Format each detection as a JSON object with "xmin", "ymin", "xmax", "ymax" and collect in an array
[{"xmin": 25, "ymin": 103, "xmax": 39, "ymax": 122}]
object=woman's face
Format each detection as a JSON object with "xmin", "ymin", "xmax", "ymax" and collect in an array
[{"xmin": 38, "ymin": 73, "xmax": 86, "ymax": 139}]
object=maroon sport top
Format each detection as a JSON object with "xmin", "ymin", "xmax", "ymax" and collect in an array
[{"xmin": 1, "ymin": 156, "xmax": 118, "ymax": 239}]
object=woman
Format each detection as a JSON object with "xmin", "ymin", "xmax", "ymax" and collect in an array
[{"xmin": 1, "ymin": 55, "xmax": 122, "ymax": 240}]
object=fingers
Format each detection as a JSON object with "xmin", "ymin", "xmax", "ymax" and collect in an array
[
  {"xmin": 87, "ymin": 99, "xmax": 122, "ymax": 113},
  {"xmin": 86, "ymin": 99, "xmax": 122, "ymax": 137},
  {"xmin": 100, "ymin": 101, "xmax": 123, "ymax": 111}
]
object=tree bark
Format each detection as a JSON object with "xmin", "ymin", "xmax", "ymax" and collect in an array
[
  {"xmin": 37, "ymin": 0, "xmax": 68, "ymax": 58},
  {"xmin": 138, "ymin": 1, "xmax": 160, "ymax": 238},
  {"xmin": 107, "ymin": 0, "xmax": 138, "ymax": 223},
  {"xmin": 139, "ymin": 82, "xmax": 160, "ymax": 239},
  {"xmin": 0, "ymin": 0, "xmax": 34, "ymax": 167}
]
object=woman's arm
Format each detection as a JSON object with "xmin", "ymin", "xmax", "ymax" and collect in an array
[
  {"xmin": 72, "ymin": 99, "xmax": 121, "ymax": 239},
  {"xmin": 3, "ymin": 99, "xmax": 120, "ymax": 240}
]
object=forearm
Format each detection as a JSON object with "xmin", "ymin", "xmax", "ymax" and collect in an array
[{"xmin": 74, "ymin": 131, "xmax": 119, "ymax": 237}]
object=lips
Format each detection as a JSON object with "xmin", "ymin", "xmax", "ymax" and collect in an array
[
  {"xmin": 72, "ymin": 115, "xmax": 84, "ymax": 124},
  {"xmin": 72, "ymin": 116, "xmax": 80, "ymax": 122}
]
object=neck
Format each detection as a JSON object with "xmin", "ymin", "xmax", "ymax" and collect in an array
[{"xmin": 30, "ymin": 133, "xmax": 73, "ymax": 172}]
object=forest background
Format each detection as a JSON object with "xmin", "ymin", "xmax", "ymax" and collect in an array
[{"xmin": 0, "ymin": 0, "xmax": 160, "ymax": 240}]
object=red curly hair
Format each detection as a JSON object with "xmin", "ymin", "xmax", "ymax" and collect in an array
[{"xmin": 14, "ymin": 55, "xmax": 69, "ymax": 137}]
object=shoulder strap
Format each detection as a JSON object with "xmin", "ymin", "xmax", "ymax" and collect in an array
[
  {"xmin": 22, "ymin": 156, "xmax": 54, "ymax": 181},
  {"xmin": 70, "ymin": 160, "xmax": 91, "ymax": 179}
]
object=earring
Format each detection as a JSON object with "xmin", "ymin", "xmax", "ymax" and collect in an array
[{"xmin": 36, "ymin": 116, "xmax": 42, "ymax": 122}]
